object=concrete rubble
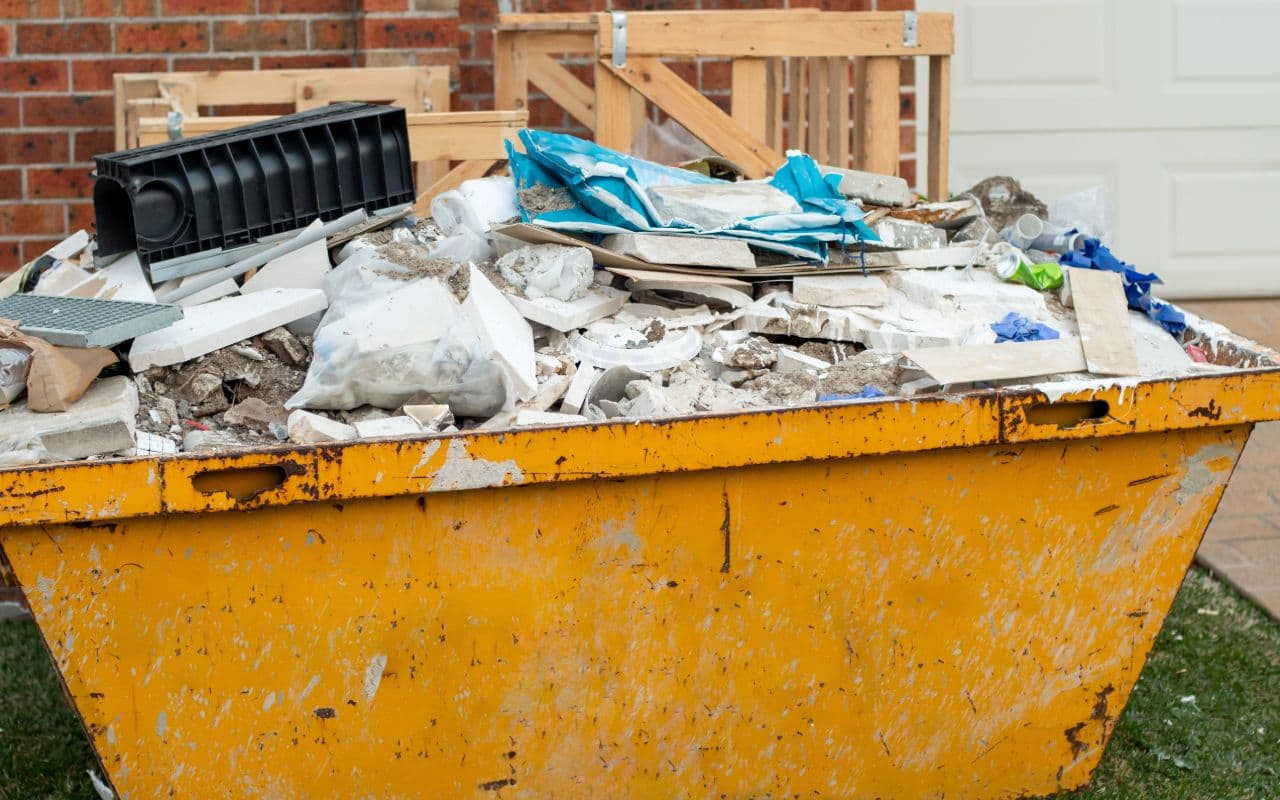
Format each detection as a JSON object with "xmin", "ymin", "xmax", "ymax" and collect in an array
[{"xmin": 0, "ymin": 151, "xmax": 1249, "ymax": 466}]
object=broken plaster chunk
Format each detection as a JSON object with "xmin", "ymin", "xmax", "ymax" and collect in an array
[
  {"xmin": 462, "ymin": 265, "xmax": 538, "ymax": 402},
  {"xmin": 287, "ymin": 409, "xmax": 356, "ymax": 444},
  {"xmin": 223, "ymin": 397, "xmax": 288, "ymax": 427},
  {"xmin": 792, "ymin": 274, "xmax": 888, "ymax": 308},
  {"xmin": 497, "ymin": 244, "xmax": 595, "ymax": 302},
  {"xmin": 402, "ymin": 404, "xmax": 453, "ymax": 429},
  {"xmin": 871, "ymin": 218, "xmax": 947, "ymax": 251},
  {"xmin": 601, "ymin": 232, "xmax": 756, "ymax": 269},
  {"xmin": 353, "ymin": 415, "xmax": 424, "ymax": 439},
  {"xmin": 93, "ymin": 252, "xmax": 157, "ymax": 303},
  {"xmin": 0, "ymin": 376, "xmax": 138, "ymax": 461},
  {"xmin": 775, "ymin": 348, "xmax": 832, "ymax": 373},
  {"xmin": 503, "ymin": 285, "xmax": 630, "ymax": 332},
  {"xmin": 818, "ymin": 165, "xmax": 914, "ymax": 207},
  {"xmin": 128, "ymin": 289, "xmax": 327, "ymax": 372},
  {"xmin": 647, "ymin": 181, "xmax": 801, "ymax": 229},
  {"xmin": 242, "ymin": 233, "xmax": 330, "ymax": 294},
  {"xmin": 560, "ymin": 363, "xmax": 603, "ymax": 415}
]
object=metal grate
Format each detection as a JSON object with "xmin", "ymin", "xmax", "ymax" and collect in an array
[{"xmin": 0, "ymin": 294, "xmax": 182, "ymax": 348}]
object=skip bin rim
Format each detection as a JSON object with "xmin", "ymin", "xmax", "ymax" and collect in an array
[{"xmin": 0, "ymin": 308, "xmax": 1276, "ymax": 528}]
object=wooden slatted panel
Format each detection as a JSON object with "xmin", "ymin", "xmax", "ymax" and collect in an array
[
  {"xmin": 765, "ymin": 58, "xmax": 785, "ymax": 151},
  {"xmin": 854, "ymin": 55, "xmax": 900, "ymax": 175},
  {"xmin": 731, "ymin": 58, "xmax": 768, "ymax": 143},
  {"xmin": 827, "ymin": 57, "xmax": 851, "ymax": 169},
  {"xmin": 787, "ymin": 57, "xmax": 807, "ymax": 153}
]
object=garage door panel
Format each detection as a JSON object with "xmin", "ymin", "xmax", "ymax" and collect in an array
[
  {"xmin": 936, "ymin": 0, "xmax": 1280, "ymax": 131},
  {"xmin": 949, "ymin": 129, "xmax": 1280, "ymax": 298}
]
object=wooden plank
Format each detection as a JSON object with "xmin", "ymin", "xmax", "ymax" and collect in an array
[
  {"xmin": 516, "ymin": 31, "xmax": 596, "ymax": 54},
  {"xmin": 856, "ymin": 55, "xmax": 900, "ymax": 175},
  {"xmin": 496, "ymin": 13, "xmax": 596, "ymax": 31},
  {"xmin": 527, "ymin": 52, "xmax": 596, "ymax": 130},
  {"xmin": 764, "ymin": 58, "xmax": 785, "ymax": 151},
  {"xmin": 807, "ymin": 58, "xmax": 829, "ymax": 162},
  {"xmin": 494, "ymin": 30, "xmax": 528, "ymax": 112},
  {"xmin": 196, "ymin": 67, "xmax": 442, "ymax": 106},
  {"xmin": 906, "ymin": 339, "xmax": 1088, "ymax": 385},
  {"xmin": 731, "ymin": 58, "xmax": 768, "ymax": 143},
  {"xmin": 631, "ymin": 87, "xmax": 648, "ymax": 140},
  {"xmin": 413, "ymin": 160, "xmax": 498, "ymax": 216},
  {"xmin": 606, "ymin": 57, "xmax": 785, "ymax": 178},
  {"xmin": 596, "ymin": 11, "xmax": 953, "ymax": 58},
  {"xmin": 787, "ymin": 57, "xmax": 806, "ymax": 154},
  {"xmin": 593, "ymin": 60, "xmax": 635, "ymax": 152},
  {"xmin": 827, "ymin": 57, "xmax": 851, "ymax": 168},
  {"xmin": 1067, "ymin": 267, "xmax": 1140, "ymax": 376},
  {"xmin": 927, "ymin": 54, "xmax": 951, "ymax": 201}
]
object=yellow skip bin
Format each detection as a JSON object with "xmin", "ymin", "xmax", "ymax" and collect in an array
[{"xmin": 1, "ymin": 316, "xmax": 1278, "ymax": 799}]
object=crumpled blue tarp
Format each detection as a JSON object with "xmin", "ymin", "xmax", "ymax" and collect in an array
[
  {"xmin": 506, "ymin": 129, "xmax": 876, "ymax": 262},
  {"xmin": 991, "ymin": 312, "xmax": 1060, "ymax": 343},
  {"xmin": 1059, "ymin": 237, "xmax": 1185, "ymax": 337}
]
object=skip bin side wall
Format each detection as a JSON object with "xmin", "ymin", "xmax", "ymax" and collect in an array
[{"xmin": 0, "ymin": 416, "xmax": 1253, "ymax": 799}]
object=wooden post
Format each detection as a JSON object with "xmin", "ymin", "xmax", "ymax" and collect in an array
[
  {"xmin": 827, "ymin": 57, "xmax": 850, "ymax": 169},
  {"xmin": 494, "ymin": 31, "xmax": 528, "ymax": 112},
  {"xmin": 855, "ymin": 55, "xmax": 900, "ymax": 175},
  {"xmin": 927, "ymin": 54, "xmax": 951, "ymax": 201},
  {"xmin": 765, "ymin": 58, "xmax": 785, "ymax": 152},
  {"xmin": 807, "ymin": 58, "xmax": 829, "ymax": 162},
  {"xmin": 594, "ymin": 59, "xmax": 635, "ymax": 152},
  {"xmin": 787, "ymin": 57, "xmax": 807, "ymax": 153},
  {"xmin": 731, "ymin": 58, "xmax": 768, "ymax": 143}
]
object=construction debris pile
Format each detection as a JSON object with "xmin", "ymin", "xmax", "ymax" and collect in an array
[{"xmin": 0, "ymin": 130, "xmax": 1247, "ymax": 465}]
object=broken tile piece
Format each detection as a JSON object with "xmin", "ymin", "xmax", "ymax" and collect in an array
[
  {"xmin": 287, "ymin": 410, "xmax": 356, "ymax": 444},
  {"xmin": 792, "ymin": 274, "xmax": 888, "ymax": 308},
  {"xmin": 602, "ymin": 233, "xmax": 756, "ymax": 269},
  {"xmin": 128, "ymin": 288, "xmax": 327, "ymax": 372},
  {"xmin": 0, "ymin": 376, "xmax": 137, "ymax": 461},
  {"xmin": 504, "ymin": 286, "xmax": 629, "ymax": 332},
  {"xmin": 776, "ymin": 348, "xmax": 832, "ymax": 373},
  {"xmin": 871, "ymin": 218, "xmax": 947, "ymax": 251},
  {"xmin": 94, "ymin": 252, "xmax": 157, "ymax": 303}
]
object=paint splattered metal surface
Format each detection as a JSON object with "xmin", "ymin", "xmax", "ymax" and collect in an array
[{"xmin": 1, "ymin": 357, "xmax": 1278, "ymax": 798}]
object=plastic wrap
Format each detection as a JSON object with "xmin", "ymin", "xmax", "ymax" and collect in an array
[
  {"xmin": 1050, "ymin": 186, "xmax": 1114, "ymax": 244},
  {"xmin": 0, "ymin": 347, "xmax": 30, "ymax": 403}
]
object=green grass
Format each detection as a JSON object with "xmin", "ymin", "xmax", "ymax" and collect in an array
[{"xmin": 0, "ymin": 568, "xmax": 1276, "ymax": 799}]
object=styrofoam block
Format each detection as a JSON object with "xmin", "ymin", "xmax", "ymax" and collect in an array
[
  {"xmin": 503, "ymin": 285, "xmax": 629, "ymax": 332},
  {"xmin": 128, "ymin": 288, "xmax": 327, "ymax": 371},
  {"xmin": 242, "ymin": 234, "xmax": 330, "ymax": 294},
  {"xmin": 0, "ymin": 376, "xmax": 137, "ymax": 461}
]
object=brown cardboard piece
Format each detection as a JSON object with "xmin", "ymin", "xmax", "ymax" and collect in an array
[{"xmin": 0, "ymin": 319, "xmax": 118, "ymax": 412}]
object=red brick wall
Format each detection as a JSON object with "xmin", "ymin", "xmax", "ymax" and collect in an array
[{"xmin": 1, "ymin": 0, "xmax": 913, "ymax": 269}]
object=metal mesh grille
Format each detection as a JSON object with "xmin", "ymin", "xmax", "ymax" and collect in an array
[{"xmin": 0, "ymin": 294, "xmax": 182, "ymax": 348}]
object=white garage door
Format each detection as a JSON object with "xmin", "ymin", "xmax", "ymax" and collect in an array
[{"xmin": 917, "ymin": 0, "xmax": 1280, "ymax": 299}]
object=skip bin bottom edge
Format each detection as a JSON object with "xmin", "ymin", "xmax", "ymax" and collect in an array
[{"xmin": 1, "ymin": 425, "xmax": 1249, "ymax": 799}]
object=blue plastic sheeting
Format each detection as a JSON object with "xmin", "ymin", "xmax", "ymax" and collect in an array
[
  {"xmin": 819, "ymin": 386, "xmax": 885, "ymax": 402},
  {"xmin": 506, "ymin": 129, "xmax": 876, "ymax": 262},
  {"xmin": 991, "ymin": 312, "xmax": 1061, "ymax": 343},
  {"xmin": 1059, "ymin": 237, "xmax": 1186, "ymax": 337}
]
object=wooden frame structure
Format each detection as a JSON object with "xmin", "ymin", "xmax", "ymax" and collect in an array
[
  {"xmin": 495, "ymin": 10, "xmax": 953, "ymax": 199},
  {"xmin": 114, "ymin": 67, "xmax": 451, "ymax": 194},
  {"xmin": 113, "ymin": 67, "xmax": 526, "ymax": 214}
]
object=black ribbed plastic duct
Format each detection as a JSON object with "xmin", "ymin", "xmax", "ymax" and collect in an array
[{"xmin": 93, "ymin": 102, "xmax": 414, "ymax": 266}]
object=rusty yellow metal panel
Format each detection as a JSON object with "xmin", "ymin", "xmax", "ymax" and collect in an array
[{"xmin": 1, "ymin": 419, "xmax": 1250, "ymax": 799}]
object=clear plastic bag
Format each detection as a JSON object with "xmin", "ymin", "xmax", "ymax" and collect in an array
[
  {"xmin": 1050, "ymin": 186, "xmax": 1114, "ymax": 244},
  {"xmin": 0, "ymin": 347, "xmax": 30, "ymax": 403}
]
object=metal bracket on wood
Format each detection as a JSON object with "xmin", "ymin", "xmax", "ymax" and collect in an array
[
  {"xmin": 903, "ymin": 11, "xmax": 918, "ymax": 47},
  {"xmin": 166, "ymin": 111, "xmax": 184, "ymax": 142},
  {"xmin": 611, "ymin": 12, "xmax": 627, "ymax": 68}
]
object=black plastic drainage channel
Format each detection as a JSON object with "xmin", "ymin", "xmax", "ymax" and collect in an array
[{"xmin": 92, "ymin": 102, "xmax": 415, "ymax": 266}]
